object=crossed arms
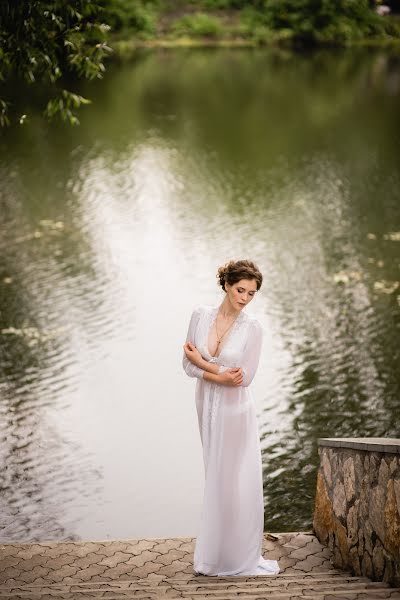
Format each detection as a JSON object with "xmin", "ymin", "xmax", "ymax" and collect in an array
[
  {"xmin": 183, "ymin": 341, "xmax": 244, "ymax": 386},
  {"xmin": 182, "ymin": 307, "xmax": 263, "ymax": 388}
]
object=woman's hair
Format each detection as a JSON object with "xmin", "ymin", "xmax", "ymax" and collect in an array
[{"xmin": 217, "ymin": 259, "xmax": 263, "ymax": 292}]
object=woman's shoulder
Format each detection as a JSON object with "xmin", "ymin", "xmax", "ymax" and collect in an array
[
  {"xmin": 242, "ymin": 310, "xmax": 264, "ymax": 333},
  {"xmin": 190, "ymin": 303, "xmax": 215, "ymax": 317}
]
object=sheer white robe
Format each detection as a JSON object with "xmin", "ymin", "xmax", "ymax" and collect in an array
[{"xmin": 183, "ymin": 304, "xmax": 280, "ymax": 577}]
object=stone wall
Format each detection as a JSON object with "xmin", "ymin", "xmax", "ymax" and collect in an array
[{"xmin": 313, "ymin": 437, "xmax": 400, "ymax": 587}]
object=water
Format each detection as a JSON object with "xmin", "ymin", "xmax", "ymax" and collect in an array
[{"xmin": 0, "ymin": 47, "xmax": 399, "ymax": 542}]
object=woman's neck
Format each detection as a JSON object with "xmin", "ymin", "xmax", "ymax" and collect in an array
[{"xmin": 218, "ymin": 297, "xmax": 240, "ymax": 319}]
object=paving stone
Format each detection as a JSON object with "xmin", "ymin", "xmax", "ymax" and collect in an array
[
  {"xmin": 276, "ymin": 556, "xmax": 298, "ymax": 569},
  {"xmin": 289, "ymin": 546, "xmax": 314, "ymax": 560},
  {"xmin": 177, "ymin": 542, "xmax": 195, "ymax": 553},
  {"xmin": 41, "ymin": 553, "xmax": 77, "ymax": 571},
  {"xmin": 0, "ymin": 568, "xmax": 22, "ymax": 583},
  {"xmin": 292, "ymin": 554, "xmax": 326, "ymax": 572},
  {"xmin": 96, "ymin": 551, "xmax": 133, "ymax": 569},
  {"xmin": 284, "ymin": 533, "xmax": 314, "ymax": 548},
  {"xmin": 126, "ymin": 562, "xmax": 164, "ymax": 578},
  {"xmin": 100, "ymin": 562, "xmax": 141, "ymax": 580},
  {"xmin": 156, "ymin": 559, "xmax": 192, "ymax": 577},
  {"xmin": 261, "ymin": 549, "xmax": 286, "ymax": 562},
  {"xmin": 262, "ymin": 540, "xmax": 277, "ymax": 552},
  {"xmin": 16, "ymin": 566, "xmax": 51, "ymax": 584},
  {"xmin": 154, "ymin": 550, "xmax": 187, "ymax": 567},
  {"xmin": 319, "ymin": 558, "xmax": 336, "ymax": 569},
  {"xmin": 48, "ymin": 565, "xmax": 82, "ymax": 583},
  {"xmin": 2, "ymin": 532, "xmax": 400, "ymax": 599},
  {"xmin": 151, "ymin": 541, "xmax": 184, "ymax": 554},
  {"xmin": 37, "ymin": 546, "xmax": 76, "ymax": 559},
  {"xmin": 0, "ymin": 557, "xmax": 22, "ymax": 570},
  {"xmin": 314, "ymin": 547, "xmax": 333, "ymax": 559}
]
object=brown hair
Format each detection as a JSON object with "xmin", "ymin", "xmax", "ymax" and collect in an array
[{"xmin": 217, "ymin": 259, "xmax": 263, "ymax": 292}]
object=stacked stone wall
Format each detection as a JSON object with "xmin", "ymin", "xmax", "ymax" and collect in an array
[{"xmin": 313, "ymin": 438, "xmax": 400, "ymax": 587}]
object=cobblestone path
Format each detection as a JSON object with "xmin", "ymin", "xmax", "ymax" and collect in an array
[{"xmin": 1, "ymin": 532, "xmax": 399, "ymax": 599}]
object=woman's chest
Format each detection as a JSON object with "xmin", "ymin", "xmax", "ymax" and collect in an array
[{"xmin": 196, "ymin": 309, "xmax": 249, "ymax": 366}]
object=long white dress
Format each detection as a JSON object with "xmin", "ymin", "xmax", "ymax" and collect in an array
[{"xmin": 182, "ymin": 303, "xmax": 280, "ymax": 577}]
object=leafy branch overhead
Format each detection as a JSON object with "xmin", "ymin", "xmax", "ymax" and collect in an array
[
  {"xmin": 0, "ymin": 1, "xmax": 112, "ymax": 126},
  {"xmin": 1, "ymin": 0, "xmax": 398, "ymax": 127}
]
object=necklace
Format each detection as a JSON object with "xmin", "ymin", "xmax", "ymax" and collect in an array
[{"xmin": 215, "ymin": 310, "xmax": 238, "ymax": 349}]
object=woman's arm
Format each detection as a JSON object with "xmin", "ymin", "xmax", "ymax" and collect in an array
[
  {"xmin": 182, "ymin": 307, "xmax": 206, "ymax": 379},
  {"xmin": 202, "ymin": 368, "xmax": 243, "ymax": 385},
  {"xmin": 183, "ymin": 344, "xmax": 228, "ymax": 375},
  {"xmin": 182, "ymin": 308, "xmax": 242, "ymax": 386},
  {"xmin": 240, "ymin": 319, "xmax": 263, "ymax": 387},
  {"xmin": 183, "ymin": 341, "xmax": 243, "ymax": 386}
]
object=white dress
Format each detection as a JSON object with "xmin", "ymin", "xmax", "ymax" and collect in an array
[{"xmin": 183, "ymin": 303, "xmax": 280, "ymax": 577}]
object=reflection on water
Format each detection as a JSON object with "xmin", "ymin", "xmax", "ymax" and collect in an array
[{"xmin": 0, "ymin": 48, "xmax": 399, "ymax": 541}]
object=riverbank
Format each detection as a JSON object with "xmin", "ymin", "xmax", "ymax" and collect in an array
[
  {"xmin": 105, "ymin": 2, "xmax": 400, "ymax": 60},
  {"xmin": 3, "ymin": 531, "xmax": 400, "ymax": 598},
  {"xmin": 110, "ymin": 34, "xmax": 400, "ymax": 61}
]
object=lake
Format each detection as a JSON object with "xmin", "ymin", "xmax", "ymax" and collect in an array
[{"xmin": 0, "ymin": 47, "xmax": 399, "ymax": 542}]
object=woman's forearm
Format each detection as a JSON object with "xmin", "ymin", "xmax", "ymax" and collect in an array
[
  {"xmin": 202, "ymin": 371, "xmax": 222, "ymax": 384},
  {"xmin": 196, "ymin": 357, "xmax": 220, "ymax": 375}
]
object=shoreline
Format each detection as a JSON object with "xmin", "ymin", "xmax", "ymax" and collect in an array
[{"xmin": 110, "ymin": 35, "xmax": 400, "ymax": 60}]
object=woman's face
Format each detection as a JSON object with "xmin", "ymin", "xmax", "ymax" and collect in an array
[{"xmin": 225, "ymin": 278, "xmax": 258, "ymax": 310}]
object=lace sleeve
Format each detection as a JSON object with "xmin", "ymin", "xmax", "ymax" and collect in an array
[
  {"xmin": 182, "ymin": 306, "xmax": 205, "ymax": 379},
  {"xmin": 240, "ymin": 319, "xmax": 263, "ymax": 387}
]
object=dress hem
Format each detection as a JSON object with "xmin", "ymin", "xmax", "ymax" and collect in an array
[{"xmin": 194, "ymin": 555, "xmax": 280, "ymax": 577}]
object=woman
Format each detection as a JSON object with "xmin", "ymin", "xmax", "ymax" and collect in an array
[{"xmin": 182, "ymin": 259, "xmax": 280, "ymax": 577}]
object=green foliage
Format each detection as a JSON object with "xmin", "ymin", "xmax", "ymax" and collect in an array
[
  {"xmin": 199, "ymin": 0, "xmax": 257, "ymax": 8},
  {"xmin": 245, "ymin": 0, "xmax": 398, "ymax": 45},
  {"xmin": 44, "ymin": 90, "xmax": 92, "ymax": 126},
  {"xmin": 171, "ymin": 12, "xmax": 223, "ymax": 37},
  {"xmin": 0, "ymin": 1, "xmax": 112, "ymax": 126},
  {"xmin": 197, "ymin": 0, "xmax": 266, "ymax": 8},
  {"xmin": 98, "ymin": 0, "xmax": 157, "ymax": 37}
]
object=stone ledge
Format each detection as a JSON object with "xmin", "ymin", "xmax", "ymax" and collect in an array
[
  {"xmin": 313, "ymin": 439, "xmax": 400, "ymax": 587},
  {"xmin": 318, "ymin": 437, "xmax": 400, "ymax": 454}
]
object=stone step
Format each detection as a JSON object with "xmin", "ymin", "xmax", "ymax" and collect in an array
[
  {"xmin": 1, "ymin": 578, "xmax": 400, "ymax": 599},
  {"xmin": 0, "ymin": 571, "xmax": 369, "ymax": 592},
  {"xmin": 174, "ymin": 577, "xmax": 375, "ymax": 589},
  {"xmin": 0, "ymin": 582, "xmax": 383, "ymax": 596},
  {"xmin": 0, "ymin": 576, "xmax": 378, "ymax": 595},
  {"xmin": 3, "ymin": 588, "xmax": 400, "ymax": 600},
  {"xmin": 183, "ymin": 572, "xmax": 360, "ymax": 582},
  {"xmin": 177, "ymin": 588, "xmax": 398, "ymax": 598},
  {"xmin": 175, "ymin": 584, "xmax": 390, "ymax": 595},
  {"xmin": 187, "ymin": 588, "xmax": 400, "ymax": 600}
]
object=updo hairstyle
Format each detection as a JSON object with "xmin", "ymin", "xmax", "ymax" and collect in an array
[{"xmin": 217, "ymin": 259, "xmax": 262, "ymax": 292}]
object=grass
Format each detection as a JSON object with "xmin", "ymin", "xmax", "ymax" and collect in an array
[{"xmin": 104, "ymin": 2, "xmax": 400, "ymax": 59}]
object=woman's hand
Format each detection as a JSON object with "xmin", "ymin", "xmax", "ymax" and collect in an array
[
  {"xmin": 219, "ymin": 367, "xmax": 243, "ymax": 386},
  {"xmin": 183, "ymin": 342, "xmax": 202, "ymax": 367}
]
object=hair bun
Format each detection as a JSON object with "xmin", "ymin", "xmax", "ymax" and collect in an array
[
  {"xmin": 217, "ymin": 262, "xmax": 232, "ymax": 291},
  {"xmin": 216, "ymin": 259, "xmax": 262, "ymax": 292}
]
